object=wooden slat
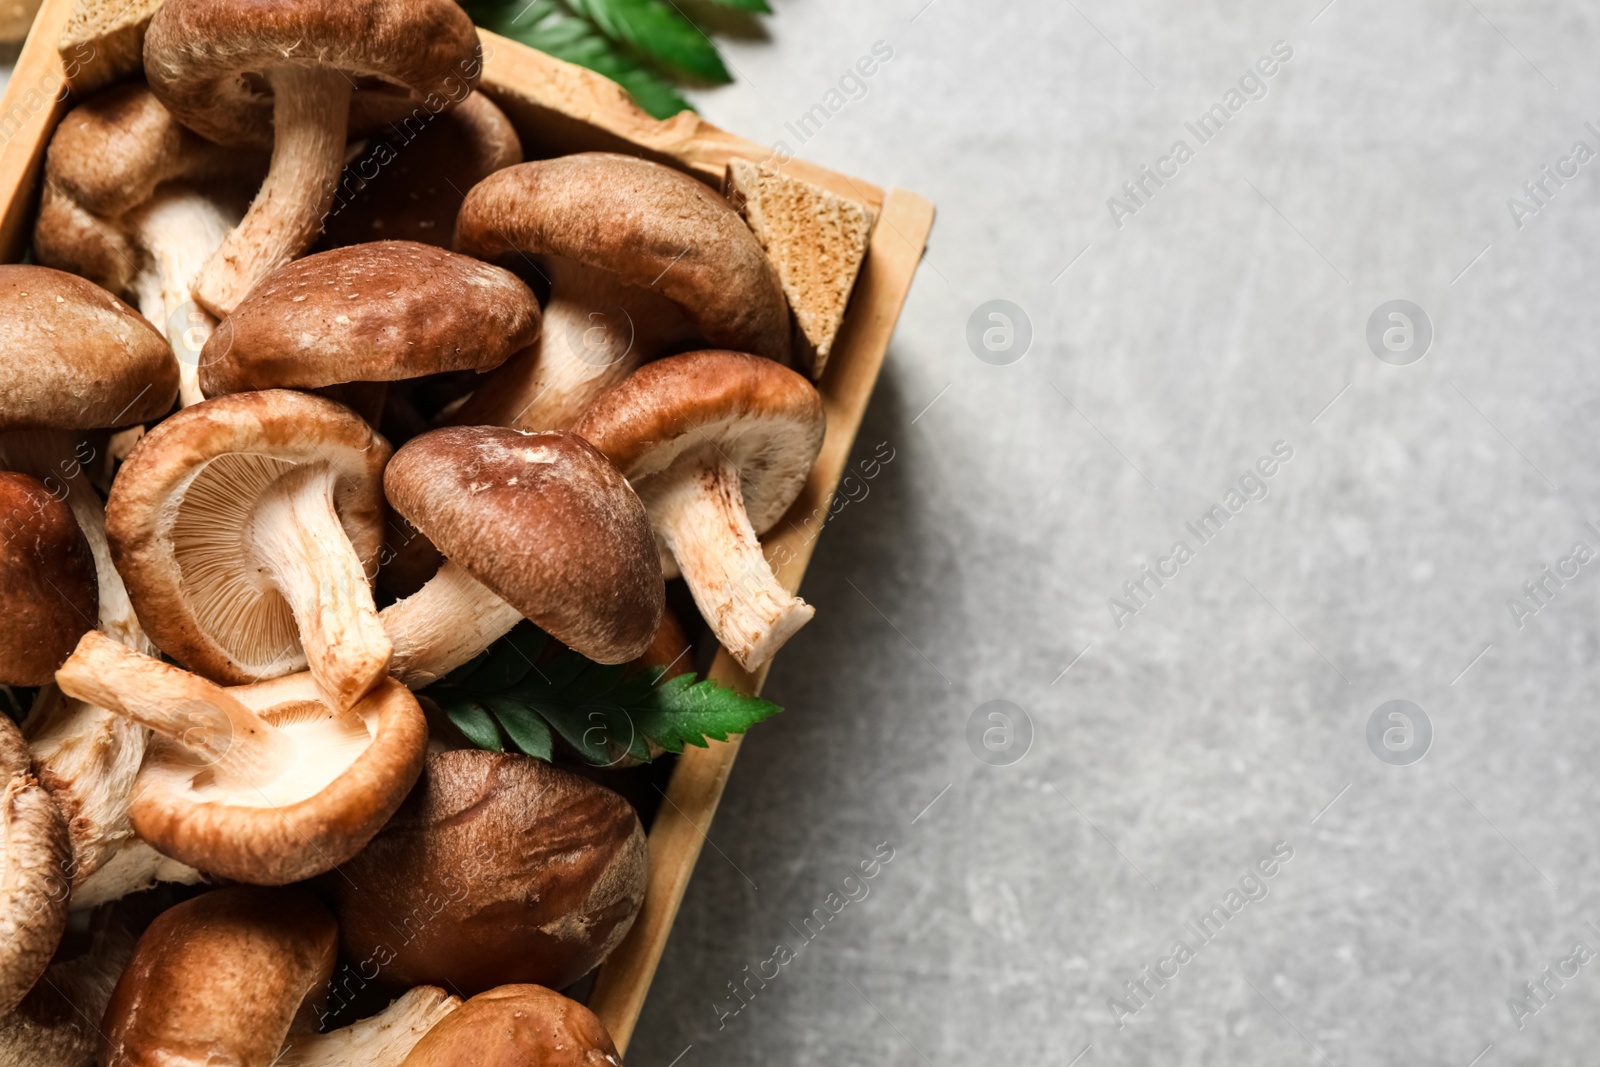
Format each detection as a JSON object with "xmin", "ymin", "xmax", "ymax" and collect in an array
[
  {"xmin": 587, "ymin": 187, "xmax": 936, "ymax": 1052},
  {"xmin": 477, "ymin": 29, "xmax": 882, "ymax": 211},
  {"xmin": 0, "ymin": 0, "xmax": 71, "ymax": 261}
]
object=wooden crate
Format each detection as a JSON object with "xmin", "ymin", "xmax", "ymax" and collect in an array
[{"xmin": 0, "ymin": 3, "xmax": 934, "ymax": 1054}]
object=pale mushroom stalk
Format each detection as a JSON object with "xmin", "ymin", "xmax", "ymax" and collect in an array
[
  {"xmin": 649, "ymin": 453, "xmax": 813, "ymax": 671},
  {"xmin": 128, "ymin": 189, "xmax": 235, "ymax": 407},
  {"xmin": 455, "ymin": 258, "xmax": 687, "ymax": 431},
  {"xmin": 57, "ymin": 631, "xmax": 292, "ymax": 791},
  {"xmin": 195, "ymin": 67, "xmax": 353, "ymax": 318},
  {"xmin": 246, "ymin": 463, "xmax": 393, "ymax": 709},
  {"xmin": 382, "ymin": 563, "xmax": 525, "ymax": 688},
  {"xmin": 274, "ymin": 986, "xmax": 460, "ymax": 1067}
]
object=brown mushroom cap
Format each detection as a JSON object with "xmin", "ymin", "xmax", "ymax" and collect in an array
[
  {"xmin": 0, "ymin": 715, "xmax": 71, "ymax": 1017},
  {"xmin": 401, "ymin": 985, "xmax": 620, "ymax": 1067},
  {"xmin": 144, "ymin": 0, "xmax": 482, "ymax": 149},
  {"xmin": 575, "ymin": 350, "xmax": 825, "ymax": 538},
  {"xmin": 320, "ymin": 91, "xmax": 522, "ymax": 250},
  {"xmin": 199, "ymin": 241, "xmax": 542, "ymax": 397},
  {"xmin": 326, "ymin": 750, "xmax": 648, "ymax": 996},
  {"xmin": 384, "ymin": 427, "xmax": 663, "ymax": 663},
  {"xmin": 39, "ymin": 82, "xmax": 262, "ymax": 224},
  {"xmin": 0, "ymin": 266, "xmax": 176, "ymax": 431},
  {"xmin": 0, "ymin": 472, "xmax": 97, "ymax": 685},
  {"xmin": 455, "ymin": 153, "xmax": 792, "ymax": 363},
  {"xmin": 99, "ymin": 886, "xmax": 337, "ymax": 1065},
  {"xmin": 106, "ymin": 389, "xmax": 390, "ymax": 690}
]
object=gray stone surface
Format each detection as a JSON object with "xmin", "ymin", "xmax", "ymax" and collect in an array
[{"xmin": 631, "ymin": 1, "xmax": 1600, "ymax": 1064}]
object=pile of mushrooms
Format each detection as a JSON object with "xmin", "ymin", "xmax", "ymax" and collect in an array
[{"xmin": 0, "ymin": 0, "xmax": 877, "ymax": 1060}]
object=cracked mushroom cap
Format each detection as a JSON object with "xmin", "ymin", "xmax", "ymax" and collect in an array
[
  {"xmin": 320, "ymin": 91, "xmax": 522, "ymax": 249},
  {"xmin": 106, "ymin": 390, "xmax": 389, "ymax": 687},
  {"xmin": 401, "ymin": 985, "xmax": 620, "ymax": 1067},
  {"xmin": 455, "ymin": 153, "xmax": 792, "ymax": 363},
  {"xmin": 99, "ymin": 886, "xmax": 337, "ymax": 1066},
  {"xmin": 0, "ymin": 265, "xmax": 176, "ymax": 431},
  {"xmin": 574, "ymin": 350, "xmax": 826, "ymax": 552},
  {"xmin": 0, "ymin": 715, "xmax": 71, "ymax": 1017},
  {"xmin": 144, "ymin": 0, "xmax": 482, "ymax": 149},
  {"xmin": 199, "ymin": 241, "xmax": 542, "ymax": 397},
  {"xmin": 385, "ymin": 427, "xmax": 663, "ymax": 663},
  {"xmin": 0, "ymin": 473, "xmax": 96, "ymax": 685},
  {"xmin": 325, "ymin": 750, "xmax": 648, "ymax": 996},
  {"xmin": 56, "ymin": 635, "xmax": 429, "ymax": 884}
]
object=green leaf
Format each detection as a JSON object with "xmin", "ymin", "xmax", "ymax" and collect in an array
[
  {"xmin": 486, "ymin": 699, "xmax": 555, "ymax": 761},
  {"xmin": 464, "ymin": 0, "xmax": 697, "ymax": 119},
  {"xmin": 703, "ymin": 0, "xmax": 770, "ymax": 11},
  {"xmin": 444, "ymin": 700, "xmax": 504, "ymax": 751},
  {"xmin": 632, "ymin": 673, "xmax": 782, "ymax": 753},
  {"xmin": 423, "ymin": 623, "xmax": 782, "ymax": 765},
  {"xmin": 567, "ymin": 0, "xmax": 731, "ymax": 83}
]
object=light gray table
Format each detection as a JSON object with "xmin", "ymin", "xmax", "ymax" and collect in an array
[{"xmin": 633, "ymin": 2, "xmax": 1600, "ymax": 1064}]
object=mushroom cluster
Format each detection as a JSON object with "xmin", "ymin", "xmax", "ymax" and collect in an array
[{"xmin": 1, "ymin": 1, "xmax": 872, "ymax": 1059}]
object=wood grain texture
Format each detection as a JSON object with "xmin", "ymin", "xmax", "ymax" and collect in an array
[{"xmin": 588, "ymin": 187, "xmax": 935, "ymax": 1052}]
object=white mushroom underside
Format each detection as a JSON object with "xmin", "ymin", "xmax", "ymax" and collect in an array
[
  {"xmin": 171, "ymin": 451, "xmax": 303, "ymax": 669},
  {"xmin": 165, "ymin": 700, "xmax": 373, "ymax": 809}
]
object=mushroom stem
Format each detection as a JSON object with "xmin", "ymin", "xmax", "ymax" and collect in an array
[
  {"xmin": 248, "ymin": 463, "xmax": 392, "ymax": 710},
  {"xmin": 454, "ymin": 259, "xmax": 688, "ymax": 431},
  {"xmin": 129, "ymin": 187, "xmax": 234, "ymax": 406},
  {"xmin": 273, "ymin": 986, "xmax": 461, "ymax": 1067},
  {"xmin": 55, "ymin": 631, "xmax": 291, "ymax": 791},
  {"xmin": 194, "ymin": 65, "xmax": 352, "ymax": 318},
  {"xmin": 652, "ymin": 455, "xmax": 813, "ymax": 671},
  {"xmin": 380, "ymin": 561, "xmax": 525, "ymax": 688},
  {"xmin": 0, "ymin": 430, "xmax": 151, "ymax": 654}
]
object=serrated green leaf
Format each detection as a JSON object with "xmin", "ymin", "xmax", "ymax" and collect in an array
[
  {"xmin": 632, "ymin": 674, "xmax": 782, "ymax": 753},
  {"xmin": 423, "ymin": 622, "xmax": 782, "ymax": 765},
  {"xmin": 568, "ymin": 0, "xmax": 731, "ymax": 83},
  {"xmin": 445, "ymin": 700, "xmax": 504, "ymax": 751},
  {"xmin": 487, "ymin": 699, "xmax": 555, "ymax": 761}
]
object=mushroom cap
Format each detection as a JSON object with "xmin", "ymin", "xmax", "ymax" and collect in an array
[
  {"xmin": 574, "ymin": 350, "xmax": 826, "ymax": 536},
  {"xmin": 400, "ymin": 985, "xmax": 619, "ymax": 1067},
  {"xmin": 326, "ymin": 750, "xmax": 648, "ymax": 996},
  {"xmin": 0, "ymin": 715, "xmax": 71, "ymax": 1017},
  {"xmin": 0, "ymin": 266, "xmax": 176, "ymax": 431},
  {"xmin": 144, "ymin": 0, "xmax": 482, "ymax": 149},
  {"xmin": 320, "ymin": 91, "xmax": 522, "ymax": 250},
  {"xmin": 99, "ymin": 886, "xmax": 337, "ymax": 1065},
  {"xmin": 106, "ymin": 389, "xmax": 390, "ymax": 685},
  {"xmin": 129, "ymin": 676, "xmax": 428, "ymax": 884},
  {"xmin": 0, "ymin": 473, "xmax": 97, "ymax": 686},
  {"xmin": 455, "ymin": 154, "xmax": 792, "ymax": 363},
  {"xmin": 385, "ymin": 427, "xmax": 663, "ymax": 663},
  {"xmin": 42, "ymin": 82, "xmax": 264, "ymax": 221},
  {"xmin": 199, "ymin": 241, "xmax": 542, "ymax": 397}
]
